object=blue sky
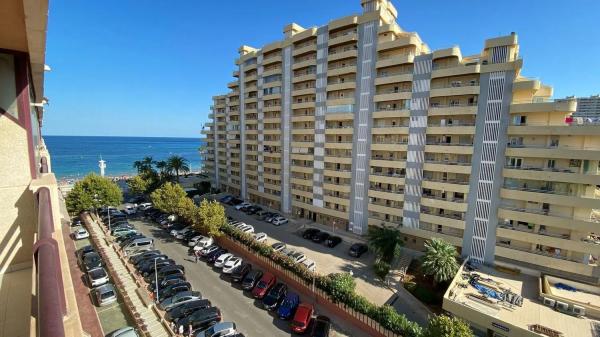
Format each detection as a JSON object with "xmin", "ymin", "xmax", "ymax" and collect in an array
[{"xmin": 44, "ymin": 0, "xmax": 600, "ymax": 138}]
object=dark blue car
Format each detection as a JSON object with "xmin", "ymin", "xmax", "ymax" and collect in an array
[{"xmin": 277, "ymin": 292, "xmax": 299, "ymax": 320}]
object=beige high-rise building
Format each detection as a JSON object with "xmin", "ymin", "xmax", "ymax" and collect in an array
[{"xmin": 202, "ymin": 0, "xmax": 599, "ymax": 289}]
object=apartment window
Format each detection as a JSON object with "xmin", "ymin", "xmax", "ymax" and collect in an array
[
  {"xmin": 507, "ymin": 157, "xmax": 522, "ymax": 168},
  {"xmin": 0, "ymin": 53, "xmax": 18, "ymax": 119},
  {"xmin": 547, "ymin": 159, "xmax": 555, "ymax": 169},
  {"xmin": 512, "ymin": 115, "xmax": 527, "ymax": 125}
]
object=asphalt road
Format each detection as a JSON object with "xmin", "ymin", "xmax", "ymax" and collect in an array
[{"xmin": 131, "ymin": 217, "xmax": 310, "ymax": 337}]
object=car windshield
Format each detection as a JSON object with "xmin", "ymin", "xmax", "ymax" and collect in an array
[
  {"xmin": 292, "ymin": 320, "xmax": 305, "ymax": 327},
  {"xmin": 256, "ymin": 281, "xmax": 267, "ymax": 288},
  {"xmin": 90, "ymin": 269, "xmax": 106, "ymax": 278},
  {"xmin": 100, "ymin": 290, "xmax": 115, "ymax": 299}
]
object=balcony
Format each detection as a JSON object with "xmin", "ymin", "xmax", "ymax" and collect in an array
[
  {"xmin": 373, "ymin": 89, "xmax": 412, "ymax": 102},
  {"xmin": 327, "ymin": 64, "xmax": 356, "ymax": 76},
  {"xmin": 503, "ymin": 165, "xmax": 600, "ymax": 185},
  {"xmin": 328, "ymin": 31, "xmax": 358, "ymax": 46},
  {"xmin": 501, "ymin": 185, "xmax": 600, "ymax": 209},
  {"xmin": 375, "ymin": 54, "xmax": 415, "ymax": 69},
  {"xmin": 375, "ymin": 71, "xmax": 413, "ymax": 86},
  {"xmin": 495, "ymin": 245, "xmax": 596, "ymax": 277},
  {"xmin": 430, "ymin": 64, "xmax": 480, "ymax": 79},
  {"xmin": 371, "ymin": 124, "xmax": 409, "ymax": 135},
  {"xmin": 292, "ymin": 43, "xmax": 317, "ymax": 57},
  {"xmin": 428, "ymin": 103, "xmax": 478, "ymax": 116},
  {"xmin": 510, "ymin": 98, "xmax": 577, "ymax": 114},
  {"xmin": 429, "ymin": 82, "xmax": 480, "ymax": 97},
  {"xmin": 328, "ymin": 48, "xmax": 357, "ymax": 62}
]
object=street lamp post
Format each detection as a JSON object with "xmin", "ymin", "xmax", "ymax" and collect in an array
[{"xmin": 154, "ymin": 257, "xmax": 160, "ymax": 303}]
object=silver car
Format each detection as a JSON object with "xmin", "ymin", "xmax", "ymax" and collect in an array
[
  {"xmin": 196, "ymin": 322, "xmax": 237, "ymax": 337},
  {"xmin": 107, "ymin": 327, "xmax": 139, "ymax": 337},
  {"xmin": 92, "ymin": 283, "xmax": 117, "ymax": 307}
]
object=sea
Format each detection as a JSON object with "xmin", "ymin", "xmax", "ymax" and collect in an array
[{"xmin": 45, "ymin": 136, "xmax": 203, "ymax": 181}]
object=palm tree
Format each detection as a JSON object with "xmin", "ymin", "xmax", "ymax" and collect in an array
[
  {"xmin": 421, "ymin": 238, "xmax": 459, "ymax": 285},
  {"xmin": 133, "ymin": 156, "xmax": 154, "ymax": 174},
  {"xmin": 166, "ymin": 155, "xmax": 190, "ymax": 182},
  {"xmin": 367, "ymin": 226, "xmax": 403, "ymax": 263}
]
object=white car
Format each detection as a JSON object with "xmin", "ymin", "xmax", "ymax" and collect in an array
[
  {"xmin": 300, "ymin": 259, "xmax": 316, "ymax": 272},
  {"xmin": 123, "ymin": 204, "xmax": 137, "ymax": 215},
  {"xmin": 87, "ymin": 267, "xmax": 110, "ymax": 287},
  {"xmin": 193, "ymin": 236, "xmax": 215, "ymax": 252},
  {"xmin": 170, "ymin": 226, "xmax": 189, "ymax": 237},
  {"xmin": 238, "ymin": 224, "xmax": 255, "ymax": 234},
  {"xmin": 222, "ymin": 257, "xmax": 242, "ymax": 274},
  {"xmin": 176, "ymin": 227, "xmax": 193, "ymax": 240},
  {"xmin": 188, "ymin": 235, "xmax": 205, "ymax": 247},
  {"xmin": 138, "ymin": 202, "xmax": 152, "ymax": 211},
  {"xmin": 73, "ymin": 228, "xmax": 89, "ymax": 240},
  {"xmin": 290, "ymin": 252, "xmax": 307, "ymax": 264},
  {"xmin": 214, "ymin": 253, "xmax": 234, "ymax": 268},
  {"xmin": 271, "ymin": 242, "xmax": 286, "ymax": 252},
  {"xmin": 253, "ymin": 232, "xmax": 267, "ymax": 243},
  {"xmin": 235, "ymin": 202, "xmax": 251, "ymax": 210},
  {"xmin": 272, "ymin": 217, "xmax": 289, "ymax": 226}
]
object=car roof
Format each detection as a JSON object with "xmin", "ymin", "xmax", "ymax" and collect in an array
[
  {"xmin": 285, "ymin": 292, "xmax": 299, "ymax": 300},
  {"xmin": 296, "ymin": 303, "xmax": 313, "ymax": 316}
]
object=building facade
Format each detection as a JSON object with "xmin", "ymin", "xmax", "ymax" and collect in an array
[
  {"xmin": 572, "ymin": 94, "xmax": 600, "ymax": 119},
  {"xmin": 202, "ymin": 0, "xmax": 600, "ymax": 284},
  {"xmin": 1, "ymin": 0, "xmax": 86, "ymax": 336}
]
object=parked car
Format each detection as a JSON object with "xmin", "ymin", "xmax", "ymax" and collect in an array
[
  {"xmin": 82, "ymin": 252, "xmax": 102, "ymax": 271},
  {"xmin": 117, "ymin": 233, "xmax": 144, "ymax": 245},
  {"xmin": 300, "ymin": 259, "xmax": 316, "ymax": 272},
  {"xmin": 188, "ymin": 235, "xmax": 205, "ymax": 247},
  {"xmin": 312, "ymin": 232, "xmax": 330, "ymax": 243},
  {"xmin": 198, "ymin": 245, "xmax": 219, "ymax": 257},
  {"xmin": 245, "ymin": 206, "xmax": 262, "ymax": 215},
  {"xmin": 158, "ymin": 290, "xmax": 202, "ymax": 311},
  {"xmin": 230, "ymin": 263, "xmax": 252, "ymax": 283},
  {"xmin": 252, "ymin": 272, "xmax": 276, "ymax": 299},
  {"xmin": 291, "ymin": 303, "xmax": 314, "ymax": 333},
  {"xmin": 158, "ymin": 281, "xmax": 192, "ymax": 301},
  {"xmin": 348, "ymin": 243, "xmax": 368, "ymax": 257},
  {"xmin": 123, "ymin": 204, "xmax": 137, "ymax": 215},
  {"xmin": 241, "ymin": 269, "xmax": 263, "ymax": 291},
  {"xmin": 302, "ymin": 228, "xmax": 320, "ymax": 239},
  {"xmin": 92, "ymin": 283, "xmax": 118, "ymax": 307},
  {"xmin": 176, "ymin": 307, "xmax": 222, "ymax": 333},
  {"xmin": 206, "ymin": 248, "xmax": 228, "ymax": 264},
  {"xmin": 290, "ymin": 252, "xmax": 307, "ymax": 264},
  {"xmin": 87, "ymin": 267, "xmax": 109, "ymax": 287},
  {"xmin": 196, "ymin": 322, "xmax": 237, "ymax": 337},
  {"xmin": 277, "ymin": 292, "xmax": 300, "ymax": 320},
  {"xmin": 265, "ymin": 213, "xmax": 280, "ymax": 223},
  {"xmin": 256, "ymin": 210, "xmax": 270, "ymax": 220},
  {"xmin": 222, "ymin": 257, "xmax": 243, "ymax": 274},
  {"xmin": 227, "ymin": 198, "xmax": 243, "ymax": 206},
  {"xmin": 136, "ymin": 255, "xmax": 168, "ymax": 270},
  {"xmin": 123, "ymin": 237, "xmax": 154, "ymax": 256},
  {"xmin": 214, "ymin": 253, "xmax": 234, "ymax": 268},
  {"xmin": 253, "ymin": 232, "xmax": 267, "ymax": 243},
  {"xmin": 112, "ymin": 228, "xmax": 137, "ymax": 238},
  {"xmin": 271, "ymin": 242, "xmax": 286, "ymax": 252},
  {"xmin": 130, "ymin": 250, "xmax": 160, "ymax": 264},
  {"xmin": 235, "ymin": 202, "xmax": 251, "ymax": 210},
  {"xmin": 76, "ymin": 245, "xmax": 95, "ymax": 265},
  {"xmin": 238, "ymin": 224, "xmax": 255, "ymax": 234},
  {"xmin": 73, "ymin": 228, "xmax": 89, "ymax": 240},
  {"xmin": 219, "ymin": 195, "xmax": 233, "ymax": 203},
  {"xmin": 262, "ymin": 282, "xmax": 288, "ymax": 311},
  {"xmin": 149, "ymin": 273, "xmax": 186, "ymax": 291},
  {"xmin": 141, "ymin": 259, "xmax": 175, "ymax": 277},
  {"xmin": 310, "ymin": 315, "xmax": 331, "ymax": 337},
  {"xmin": 137, "ymin": 202, "xmax": 152, "ymax": 211},
  {"xmin": 325, "ymin": 236, "xmax": 342, "ymax": 248},
  {"xmin": 147, "ymin": 264, "xmax": 185, "ymax": 283},
  {"xmin": 169, "ymin": 224, "xmax": 188, "ymax": 236},
  {"xmin": 193, "ymin": 236, "xmax": 215, "ymax": 252},
  {"xmin": 70, "ymin": 218, "xmax": 82, "ymax": 227},
  {"xmin": 106, "ymin": 327, "xmax": 139, "ymax": 337},
  {"xmin": 164, "ymin": 298, "xmax": 211, "ymax": 322},
  {"xmin": 271, "ymin": 216, "xmax": 289, "ymax": 226}
]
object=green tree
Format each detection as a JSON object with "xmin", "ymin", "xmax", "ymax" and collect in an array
[
  {"xmin": 373, "ymin": 259, "xmax": 391, "ymax": 283},
  {"xmin": 196, "ymin": 199, "xmax": 226, "ymax": 237},
  {"xmin": 150, "ymin": 182, "xmax": 187, "ymax": 214},
  {"xmin": 325, "ymin": 273, "xmax": 356, "ymax": 303},
  {"xmin": 421, "ymin": 238, "xmax": 459, "ymax": 284},
  {"xmin": 367, "ymin": 226, "xmax": 403, "ymax": 263},
  {"xmin": 66, "ymin": 174, "xmax": 123, "ymax": 214},
  {"xmin": 127, "ymin": 175, "xmax": 150, "ymax": 195},
  {"xmin": 177, "ymin": 197, "xmax": 198, "ymax": 225},
  {"xmin": 132, "ymin": 156, "xmax": 154, "ymax": 174},
  {"xmin": 166, "ymin": 155, "xmax": 190, "ymax": 182},
  {"xmin": 422, "ymin": 315, "xmax": 473, "ymax": 337}
]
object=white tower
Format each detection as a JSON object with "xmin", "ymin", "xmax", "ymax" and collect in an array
[{"xmin": 99, "ymin": 157, "xmax": 106, "ymax": 177}]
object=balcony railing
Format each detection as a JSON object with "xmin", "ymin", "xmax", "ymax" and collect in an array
[
  {"xmin": 372, "ymin": 139, "xmax": 408, "ymax": 144},
  {"xmin": 504, "ymin": 165, "xmax": 578, "ymax": 174},
  {"xmin": 502, "ymin": 184, "xmax": 570, "ymax": 196},
  {"xmin": 35, "ymin": 185, "xmax": 67, "ymax": 337},
  {"xmin": 429, "ymin": 102, "xmax": 478, "ymax": 108},
  {"xmin": 425, "ymin": 142, "xmax": 473, "ymax": 146},
  {"xmin": 424, "ymin": 159, "xmax": 471, "ymax": 166},
  {"xmin": 422, "ymin": 177, "xmax": 469, "ymax": 185},
  {"xmin": 377, "ymin": 70, "xmax": 413, "ymax": 78}
]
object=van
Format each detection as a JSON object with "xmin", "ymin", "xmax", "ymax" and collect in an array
[{"xmin": 123, "ymin": 238, "xmax": 154, "ymax": 255}]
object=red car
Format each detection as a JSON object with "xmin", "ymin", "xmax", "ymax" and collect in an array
[
  {"xmin": 291, "ymin": 303, "xmax": 313, "ymax": 333},
  {"xmin": 251, "ymin": 272, "xmax": 276, "ymax": 299}
]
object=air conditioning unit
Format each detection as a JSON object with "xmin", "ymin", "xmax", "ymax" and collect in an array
[
  {"xmin": 555, "ymin": 301, "xmax": 569, "ymax": 312},
  {"xmin": 572, "ymin": 305, "xmax": 585, "ymax": 317},
  {"xmin": 543, "ymin": 298, "xmax": 556, "ymax": 308}
]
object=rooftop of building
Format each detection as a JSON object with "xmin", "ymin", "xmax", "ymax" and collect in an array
[{"xmin": 444, "ymin": 261, "xmax": 600, "ymax": 337}]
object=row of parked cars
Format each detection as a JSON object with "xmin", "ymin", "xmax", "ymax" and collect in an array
[
  {"xmin": 72, "ymin": 210, "xmax": 139, "ymax": 337},
  {"xmin": 141, "ymin": 207, "xmax": 245, "ymax": 337},
  {"xmin": 220, "ymin": 195, "xmax": 289, "ymax": 226},
  {"xmin": 192, "ymin": 220, "xmax": 332, "ymax": 336}
]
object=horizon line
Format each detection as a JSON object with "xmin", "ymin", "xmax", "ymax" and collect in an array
[{"xmin": 45, "ymin": 134, "xmax": 202, "ymax": 139}]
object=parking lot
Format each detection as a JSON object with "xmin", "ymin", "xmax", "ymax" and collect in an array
[
  {"xmin": 69, "ymin": 231, "xmax": 133, "ymax": 336},
  {"xmin": 219, "ymin": 203, "xmax": 395, "ymax": 307},
  {"xmin": 129, "ymin": 216, "xmax": 350, "ymax": 336}
]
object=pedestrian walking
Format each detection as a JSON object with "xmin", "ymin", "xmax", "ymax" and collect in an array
[
  {"xmin": 178, "ymin": 324, "xmax": 184, "ymax": 336},
  {"xmin": 194, "ymin": 251, "xmax": 199, "ymax": 263},
  {"xmin": 188, "ymin": 323, "xmax": 193, "ymax": 337}
]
